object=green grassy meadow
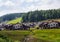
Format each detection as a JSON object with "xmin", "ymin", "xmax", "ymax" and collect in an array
[
  {"xmin": 7, "ymin": 17, "xmax": 22, "ymax": 24},
  {"xmin": 0, "ymin": 30, "xmax": 30, "ymax": 42},
  {"xmin": 32, "ymin": 29, "xmax": 60, "ymax": 42},
  {"xmin": 0, "ymin": 29, "xmax": 60, "ymax": 42}
]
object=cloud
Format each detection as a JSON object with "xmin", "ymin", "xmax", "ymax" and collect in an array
[
  {"xmin": 4, "ymin": 1, "xmax": 15, "ymax": 6},
  {"xmin": 0, "ymin": 0, "xmax": 60, "ymax": 16},
  {"xmin": 0, "ymin": 9, "xmax": 21, "ymax": 16},
  {"xmin": 25, "ymin": 0, "xmax": 34, "ymax": 3},
  {"xmin": 0, "ymin": 0, "xmax": 15, "ymax": 7}
]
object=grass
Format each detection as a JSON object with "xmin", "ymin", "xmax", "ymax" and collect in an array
[
  {"xmin": 7, "ymin": 17, "xmax": 22, "ymax": 24},
  {"xmin": 41, "ymin": 19, "xmax": 60, "ymax": 22},
  {"xmin": 32, "ymin": 29, "xmax": 60, "ymax": 42},
  {"xmin": 0, "ymin": 29, "xmax": 60, "ymax": 42},
  {"xmin": 0, "ymin": 30, "xmax": 30, "ymax": 42}
]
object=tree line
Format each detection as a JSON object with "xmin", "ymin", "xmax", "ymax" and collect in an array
[
  {"xmin": 0, "ymin": 8, "xmax": 60, "ymax": 22},
  {"xmin": 22, "ymin": 9, "xmax": 60, "ymax": 22},
  {"xmin": 0, "ymin": 13, "xmax": 24, "ymax": 22}
]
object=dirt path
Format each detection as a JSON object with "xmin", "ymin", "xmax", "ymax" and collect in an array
[
  {"xmin": 21, "ymin": 30, "xmax": 36, "ymax": 42},
  {"xmin": 22, "ymin": 35, "xmax": 37, "ymax": 42},
  {"xmin": 21, "ymin": 30, "xmax": 51, "ymax": 42}
]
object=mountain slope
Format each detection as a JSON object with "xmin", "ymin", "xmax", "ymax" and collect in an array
[
  {"xmin": 0, "ymin": 8, "xmax": 60, "ymax": 23},
  {"xmin": 7, "ymin": 17, "xmax": 23, "ymax": 24},
  {"xmin": 0, "ymin": 13, "xmax": 24, "ymax": 22}
]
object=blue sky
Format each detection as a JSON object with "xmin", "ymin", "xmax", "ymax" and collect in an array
[{"xmin": 0, "ymin": 0, "xmax": 60, "ymax": 16}]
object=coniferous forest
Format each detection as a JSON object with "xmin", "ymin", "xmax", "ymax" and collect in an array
[
  {"xmin": 22, "ymin": 9, "xmax": 60, "ymax": 22},
  {"xmin": 0, "ymin": 8, "xmax": 60, "ymax": 22}
]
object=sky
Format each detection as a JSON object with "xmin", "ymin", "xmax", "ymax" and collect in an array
[{"xmin": 0, "ymin": 0, "xmax": 60, "ymax": 16}]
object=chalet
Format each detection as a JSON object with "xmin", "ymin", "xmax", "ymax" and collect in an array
[
  {"xmin": 0, "ymin": 20, "xmax": 60, "ymax": 30},
  {"xmin": 13, "ymin": 24, "xmax": 22, "ymax": 30},
  {"xmin": 22, "ymin": 24, "xmax": 30, "ymax": 30},
  {"xmin": 12, "ymin": 23, "xmax": 30, "ymax": 30},
  {"xmin": 0, "ymin": 24, "xmax": 5, "ymax": 31},
  {"xmin": 22, "ymin": 22, "xmax": 36, "ymax": 28},
  {"xmin": 3, "ymin": 24, "xmax": 13, "ymax": 30},
  {"xmin": 29, "ymin": 23, "xmax": 35, "ymax": 28},
  {"xmin": 39, "ymin": 21, "xmax": 60, "ymax": 29},
  {"xmin": 39, "ymin": 22, "xmax": 48, "ymax": 29},
  {"xmin": 48, "ymin": 22, "xmax": 59, "ymax": 28}
]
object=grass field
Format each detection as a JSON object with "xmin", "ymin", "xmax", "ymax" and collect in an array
[
  {"xmin": 0, "ymin": 29, "xmax": 60, "ymax": 42},
  {"xmin": 4, "ymin": 19, "xmax": 60, "ymax": 42},
  {"xmin": 32, "ymin": 29, "xmax": 60, "ymax": 42},
  {"xmin": 7, "ymin": 17, "xmax": 22, "ymax": 24},
  {"xmin": 41, "ymin": 19, "xmax": 60, "ymax": 22},
  {"xmin": 0, "ymin": 30, "xmax": 30, "ymax": 42}
]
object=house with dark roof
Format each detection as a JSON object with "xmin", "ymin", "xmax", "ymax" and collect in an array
[
  {"xmin": 0, "ymin": 24, "xmax": 5, "ymax": 31},
  {"xmin": 39, "ymin": 21, "xmax": 60, "ymax": 29}
]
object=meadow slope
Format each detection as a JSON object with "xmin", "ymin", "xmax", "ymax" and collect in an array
[
  {"xmin": 0, "ymin": 29, "xmax": 60, "ymax": 42},
  {"xmin": 7, "ymin": 17, "xmax": 22, "ymax": 24},
  {"xmin": 0, "ymin": 30, "xmax": 30, "ymax": 42},
  {"xmin": 32, "ymin": 29, "xmax": 60, "ymax": 42}
]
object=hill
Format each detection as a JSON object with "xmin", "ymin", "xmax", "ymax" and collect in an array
[
  {"xmin": 0, "ymin": 8, "xmax": 60, "ymax": 23},
  {"xmin": 7, "ymin": 17, "xmax": 23, "ymax": 24},
  {"xmin": 22, "ymin": 9, "xmax": 60, "ymax": 22},
  {"xmin": 0, "ymin": 13, "xmax": 24, "ymax": 22}
]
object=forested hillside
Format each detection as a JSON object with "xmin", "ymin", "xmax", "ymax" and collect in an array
[
  {"xmin": 22, "ymin": 9, "xmax": 60, "ymax": 22},
  {"xmin": 0, "ymin": 8, "xmax": 60, "ymax": 23},
  {"xmin": 0, "ymin": 13, "xmax": 24, "ymax": 22}
]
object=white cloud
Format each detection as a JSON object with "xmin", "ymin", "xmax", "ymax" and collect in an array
[
  {"xmin": 26, "ymin": 0, "xmax": 60, "ymax": 10},
  {"xmin": 0, "ymin": 0, "xmax": 60, "ymax": 16},
  {"xmin": 0, "ymin": 0, "xmax": 2, "ymax": 2},
  {"xmin": 41, "ymin": 0, "xmax": 51, "ymax": 4},
  {"xmin": 4, "ymin": 1, "xmax": 15, "ymax": 6},
  {"xmin": 0, "ymin": 0, "xmax": 15, "ymax": 7},
  {"xmin": 0, "ymin": 9, "xmax": 21, "ymax": 16},
  {"xmin": 25, "ymin": 0, "xmax": 40, "ymax": 3},
  {"xmin": 25, "ymin": 0, "xmax": 34, "ymax": 3}
]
